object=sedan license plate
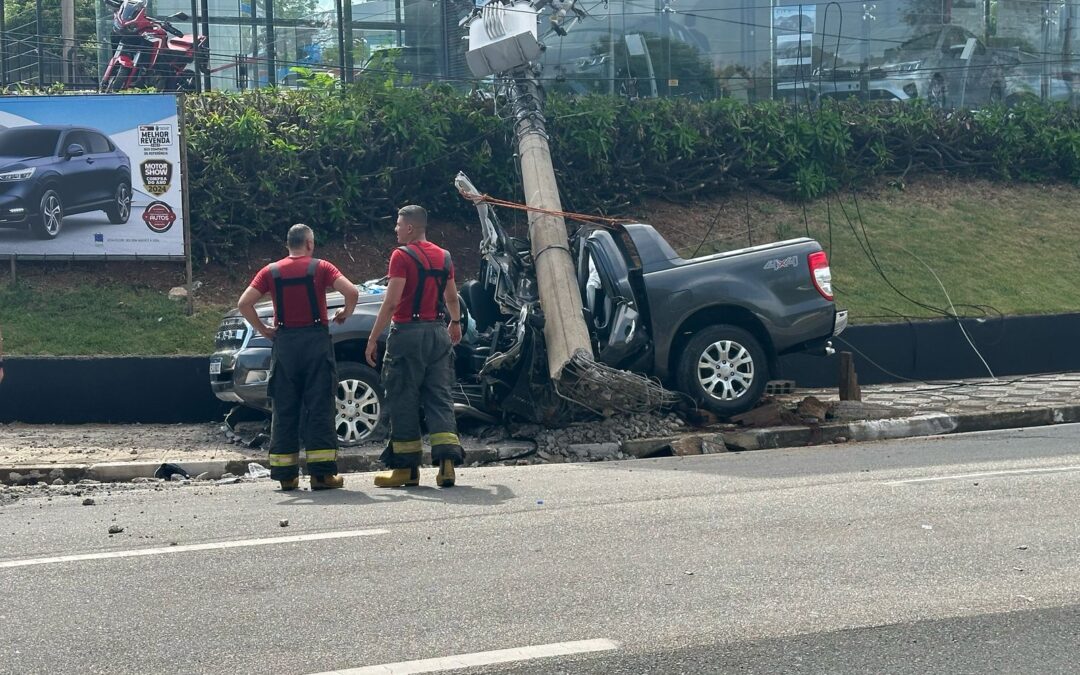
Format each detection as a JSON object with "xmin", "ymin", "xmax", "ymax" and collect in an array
[{"xmin": 209, "ymin": 359, "xmax": 222, "ymax": 375}]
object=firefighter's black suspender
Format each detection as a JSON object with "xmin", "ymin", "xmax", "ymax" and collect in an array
[
  {"xmin": 269, "ymin": 258, "xmax": 322, "ymax": 327},
  {"xmin": 397, "ymin": 245, "xmax": 451, "ymax": 321}
]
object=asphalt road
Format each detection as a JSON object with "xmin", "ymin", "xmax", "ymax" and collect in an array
[{"xmin": 1, "ymin": 425, "xmax": 1079, "ymax": 674}]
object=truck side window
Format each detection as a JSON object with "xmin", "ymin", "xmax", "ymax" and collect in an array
[{"xmin": 585, "ymin": 252, "xmax": 612, "ymax": 331}]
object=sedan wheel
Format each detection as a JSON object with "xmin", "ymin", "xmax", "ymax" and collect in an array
[
  {"xmin": 106, "ymin": 182, "xmax": 132, "ymax": 224},
  {"xmin": 335, "ymin": 363, "xmax": 386, "ymax": 445},
  {"xmin": 33, "ymin": 190, "xmax": 64, "ymax": 240}
]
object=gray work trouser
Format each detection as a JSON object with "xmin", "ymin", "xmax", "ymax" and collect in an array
[
  {"xmin": 379, "ymin": 321, "xmax": 464, "ymax": 468},
  {"xmin": 267, "ymin": 326, "xmax": 339, "ymax": 480}
]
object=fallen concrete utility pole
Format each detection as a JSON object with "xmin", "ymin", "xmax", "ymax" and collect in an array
[
  {"xmin": 463, "ymin": 1, "xmax": 593, "ymax": 380},
  {"xmin": 507, "ymin": 73, "xmax": 593, "ymax": 379},
  {"xmin": 463, "ymin": 1, "xmax": 674, "ymax": 414}
]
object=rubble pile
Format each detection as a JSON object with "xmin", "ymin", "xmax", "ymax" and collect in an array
[{"xmin": 507, "ymin": 412, "xmax": 688, "ymax": 462}]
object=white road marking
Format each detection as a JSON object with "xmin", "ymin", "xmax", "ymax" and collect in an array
[
  {"xmin": 883, "ymin": 465, "xmax": 1080, "ymax": 486},
  {"xmin": 314, "ymin": 639, "xmax": 621, "ymax": 674},
  {"xmin": 0, "ymin": 529, "xmax": 389, "ymax": 569}
]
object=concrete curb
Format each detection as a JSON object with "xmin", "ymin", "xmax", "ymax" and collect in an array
[
  {"xmin": 722, "ymin": 406, "xmax": 1080, "ymax": 452},
  {"xmin": 0, "ymin": 447, "xmax": 504, "ymax": 486},
  {"xmin": 3, "ymin": 405, "xmax": 1080, "ymax": 485}
]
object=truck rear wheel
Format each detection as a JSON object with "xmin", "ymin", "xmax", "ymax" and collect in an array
[
  {"xmin": 676, "ymin": 324, "xmax": 768, "ymax": 417},
  {"xmin": 335, "ymin": 362, "xmax": 387, "ymax": 445}
]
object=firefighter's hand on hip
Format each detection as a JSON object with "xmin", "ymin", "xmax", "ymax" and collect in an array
[
  {"xmin": 449, "ymin": 321, "xmax": 462, "ymax": 346},
  {"xmin": 365, "ymin": 338, "xmax": 379, "ymax": 367},
  {"xmin": 257, "ymin": 322, "xmax": 277, "ymax": 340}
]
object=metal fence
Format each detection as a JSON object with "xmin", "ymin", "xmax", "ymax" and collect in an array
[{"xmin": 1, "ymin": 0, "xmax": 1077, "ymax": 109}]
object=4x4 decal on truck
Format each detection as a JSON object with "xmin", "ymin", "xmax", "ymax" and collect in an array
[{"xmin": 764, "ymin": 255, "xmax": 798, "ymax": 271}]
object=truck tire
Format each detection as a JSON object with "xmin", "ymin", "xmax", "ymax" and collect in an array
[
  {"xmin": 676, "ymin": 324, "xmax": 769, "ymax": 417},
  {"xmin": 335, "ymin": 362, "xmax": 388, "ymax": 446}
]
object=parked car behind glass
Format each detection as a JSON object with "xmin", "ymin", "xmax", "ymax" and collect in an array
[{"xmin": 812, "ymin": 25, "xmax": 1008, "ymax": 108}]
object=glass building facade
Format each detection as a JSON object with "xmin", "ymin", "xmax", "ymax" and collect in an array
[{"xmin": 20, "ymin": 0, "xmax": 1078, "ymax": 107}]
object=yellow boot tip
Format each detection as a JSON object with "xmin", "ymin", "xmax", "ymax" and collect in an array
[{"xmin": 374, "ymin": 468, "xmax": 420, "ymax": 488}]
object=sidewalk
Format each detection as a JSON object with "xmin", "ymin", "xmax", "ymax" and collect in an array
[
  {"xmin": 727, "ymin": 372, "xmax": 1080, "ymax": 451},
  {"xmin": 2, "ymin": 373, "xmax": 1079, "ymax": 485}
]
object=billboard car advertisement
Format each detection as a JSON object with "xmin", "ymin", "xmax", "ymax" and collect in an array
[{"xmin": 0, "ymin": 94, "xmax": 185, "ymax": 258}]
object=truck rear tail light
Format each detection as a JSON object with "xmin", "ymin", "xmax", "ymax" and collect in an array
[{"xmin": 808, "ymin": 251, "xmax": 834, "ymax": 301}]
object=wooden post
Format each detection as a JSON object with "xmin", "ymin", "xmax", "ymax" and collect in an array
[
  {"xmin": 509, "ymin": 74, "xmax": 593, "ymax": 380},
  {"xmin": 8, "ymin": 256, "xmax": 14, "ymax": 284},
  {"xmin": 838, "ymin": 351, "xmax": 861, "ymax": 401},
  {"xmin": 178, "ymin": 95, "xmax": 195, "ymax": 316}
]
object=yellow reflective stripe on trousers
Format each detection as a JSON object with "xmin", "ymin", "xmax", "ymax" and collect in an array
[
  {"xmin": 306, "ymin": 449, "xmax": 337, "ymax": 463},
  {"xmin": 392, "ymin": 439, "xmax": 423, "ymax": 453},
  {"xmin": 429, "ymin": 432, "xmax": 460, "ymax": 447},
  {"xmin": 269, "ymin": 453, "xmax": 300, "ymax": 467}
]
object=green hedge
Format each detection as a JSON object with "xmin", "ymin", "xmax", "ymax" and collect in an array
[{"xmin": 184, "ymin": 82, "xmax": 1080, "ymax": 263}]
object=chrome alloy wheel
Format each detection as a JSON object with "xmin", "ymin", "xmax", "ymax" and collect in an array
[
  {"xmin": 697, "ymin": 339, "xmax": 756, "ymax": 401},
  {"xmin": 336, "ymin": 377, "xmax": 381, "ymax": 443}
]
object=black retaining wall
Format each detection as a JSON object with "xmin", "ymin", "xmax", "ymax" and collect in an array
[
  {"xmin": 0, "ymin": 356, "xmax": 229, "ymax": 424},
  {"xmin": 1, "ymin": 313, "xmax": 1077, "ymax": 424},
  {"xmin": 779, "ymin": 312, "xmax": 1080, "ymax": 388}
]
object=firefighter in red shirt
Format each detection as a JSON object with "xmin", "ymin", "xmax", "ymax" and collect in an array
[
  {"xmin": 365, "ymin": 205, "xmax": 465, "ymax": 487},
  {"xmin": 239, "ymin": 224, "xmax": 359, "ymax": 491}
]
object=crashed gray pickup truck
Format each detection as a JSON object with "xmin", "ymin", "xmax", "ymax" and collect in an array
[{"xmin": 210, "ymin": 184, "xmax": 846, "ymax": 444}]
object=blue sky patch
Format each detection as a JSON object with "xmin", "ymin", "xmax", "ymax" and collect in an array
[{"xmin": 0, "ymin": 94, "xmax": 178, "ymax": 135}]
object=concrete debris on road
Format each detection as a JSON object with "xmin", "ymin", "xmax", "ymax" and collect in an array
[
  {"xmin": 516, "ymin": 412, "xmax": 687, "ymax": 461},
  {"xmin": 108, "ymin": 525, "xmax": 124, "ymax": 534},
  {"xmin": 279, "ymin": 519, "xmax": 289, "ymax": 528},
  {"xmin": 82, "ymin": 498, "xmax": 95, "ymax": 506}
]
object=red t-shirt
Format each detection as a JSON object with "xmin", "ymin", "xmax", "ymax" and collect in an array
[
  {"xmin": 388, "ymin": 242, "xmax": 454, "ymax": 323},
  {"xmin": 250, "ymin": 256, "xmax": 342, "ymax": 327}
]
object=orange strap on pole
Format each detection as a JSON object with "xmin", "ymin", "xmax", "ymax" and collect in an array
[{"xmin": 457, "ymin": 189, "xmax": 629, "ymax": 229}]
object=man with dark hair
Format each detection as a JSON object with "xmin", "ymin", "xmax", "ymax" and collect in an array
[
  {"xmin": 239, "ymin": 224, "xmax": 359, "ymax": 491},
  {"xmin": 365, "ymin": 205, "xmax": 465, "ymax": 488}
]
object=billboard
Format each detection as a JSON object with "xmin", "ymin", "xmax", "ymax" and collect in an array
[{"xmin": 0, "ymin": 94, "xmax": 186, "ymax": 259}]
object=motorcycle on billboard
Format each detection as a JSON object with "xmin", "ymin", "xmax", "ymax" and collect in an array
[{"xmin": 100, "ymin": 0, "xmax": 209, "ymax": 92}]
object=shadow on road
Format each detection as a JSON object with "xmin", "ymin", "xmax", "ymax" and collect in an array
[{"xmin": 275, "ymin": 483, "xmax": 516, "ymax": 507}]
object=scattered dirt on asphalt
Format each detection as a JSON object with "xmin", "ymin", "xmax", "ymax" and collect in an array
[{"xmin": 0, "ymin": 423, "xmax": 256, "ymax": 466}]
